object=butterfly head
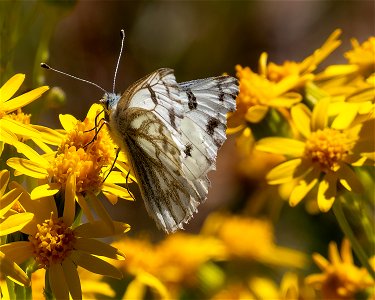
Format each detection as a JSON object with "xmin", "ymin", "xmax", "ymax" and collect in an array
[{"xmin": 100, "ymin": 92, "xmax": 121, "ymax": 112}]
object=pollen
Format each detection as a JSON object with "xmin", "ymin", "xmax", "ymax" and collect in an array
[
  {"xmin": 50, "ymin": 118, "xmax": 116, "ymax": 193},
  {"xmin": 29, "ymin": 214, "xmax": 75, "ymax": 268},
  {"xmin": 49, "ymin": 145, "xmax": 104, "ymax": 193},
  {"xmin": 5, "ymin": 108, "xmax": 31, "ymax": 125},
  {"xmin": 304, "ymin": 128, "xmax": 353, "ymax": 171}
]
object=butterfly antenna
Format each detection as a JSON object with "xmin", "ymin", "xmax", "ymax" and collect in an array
[
  {"xmin": 40, "ymin": 63, "xmax": 108, "ymax": 94},
  {"xmin": 112, "ymin": 29, "xmax": 125, "ymax": 94}
]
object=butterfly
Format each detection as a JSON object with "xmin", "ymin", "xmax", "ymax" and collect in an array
[
  {"xmin": 41, "ymin": 30, "xmax": 239, "ymax": 233},
  {"xmin": 102, "ymin": 68, "xmax": 238, "ymax": 233}
]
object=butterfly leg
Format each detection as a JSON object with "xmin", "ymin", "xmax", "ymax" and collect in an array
[
  {"xmin": 125, "ymin": 167, "xmax": 136, "ymax": 201},
  {"xmin": 84, "ymin": 108, "xmax": 106, "ymax": 133},
  {"xmin": 83, "ymin": 119, "xmax": 109, "ymax": 149},
  {"xmin": 102, "ymin": 147, "xmax": 120, "ymax": 183}
]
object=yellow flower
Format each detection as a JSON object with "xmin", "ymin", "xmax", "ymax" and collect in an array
[
  {"xmin": 7, "ymin": 103, "xmax": 134, "ymax": 227},
  {"xmin": 114, "ymin": 233, "xmax": 225, "ymax": 298},
  {"xmin": 30, "ymin": 268, "xmax": 116, "ymax": 299},
  {"xmin": 262, "ymin": 29, "xmax": 342, "ymax": 83},
  {"xmin": 0, "ymin": 180, "xmax": 130, "ymax": 299},
  {"xmin": 228, "ymin": 64, "xmax": 303, "ymax": 128},
  {"xmin": 202, "ymin": 213, "xmax": 307, "ymax": 268},
  {"xmin": 305, "ymin": 239, "xmax": 374, "ymax": 299},
  {"xmin": 0, "ymin": 74, "xmax": 49, "ymax": 153},
  {"xmin": 257, "ymin": 98, "xmax": 374, "ymax": 211},
  {"xmin": 345, "ymin": 37, "xmax": 375, "ymax": 76},
  {"xmin": 0, "ymin": 169, "xmax": 34, "ymax": 236},
  {"xmin": 0, "ymin": 252, "xmax": 30, "ymax": 287}
]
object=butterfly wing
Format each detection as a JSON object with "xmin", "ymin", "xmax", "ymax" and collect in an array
[{"xmin": 109, "ymin": 69, "xmax": 238, "ymax": 233}]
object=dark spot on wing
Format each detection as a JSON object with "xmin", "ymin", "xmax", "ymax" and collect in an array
[
  {"xmin": 206, "ymin": 117, "xmax": 220, "ymax": 136},
  {"xmin": 186, "ymin": 89, "xmax": 197, "ymax": 110},
  {"xmin": 218, "ymin": 82, "xmax": 225, "ymax": 102},
  {"xmin": 147, "ymin": 84, "xmax": 158, "ymax": 104},
  {"xmin": 184, "ymin": 143, "xmax": 193, "ymax": 157},
  {"xmin": 169, "ymin": 108, "xmax": 176, "ymax": 129},
  {"xmin": 162, "ymin": 80, "xmax": 171, "ymax": 99}
]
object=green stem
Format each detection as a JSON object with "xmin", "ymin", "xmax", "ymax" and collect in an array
[
  {"xmin": 44, "ymin": 269, "xmax": 54, "ymax": 300},
  {"xmin": 332, "ymin": 198, "xmax": 375, "ymax": 280}
]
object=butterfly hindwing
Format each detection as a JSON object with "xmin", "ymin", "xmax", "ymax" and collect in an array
[{"xmin": 179, "ymin": 76, "xmax": 238, "ymax": 180}]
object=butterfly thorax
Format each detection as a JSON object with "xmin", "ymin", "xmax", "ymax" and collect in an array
[{"xmin": 100, "ymin": 92, "xmax": 121, "ymax": 112}]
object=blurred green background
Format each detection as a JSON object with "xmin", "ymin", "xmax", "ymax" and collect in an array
[{"xmin": 0, "ymin": 0, "xmax": 373, "ymax": 243}]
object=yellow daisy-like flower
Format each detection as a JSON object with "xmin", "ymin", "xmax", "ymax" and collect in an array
[
  {"xmin": 202, "ymin": 213, "xmax": 307, "ymax": 268},
  {"xmin": 257, "ymin": 98, "xmax": 374, "ymax": 211},
  {"xmin": 7, "ymin": 103, "xmax": 134, "ymax": 227},
  {"xmin": 345, "ymin": 36, "xmax": 375, "ymax": 76},
  {"xmin": 0, "ymin": 169, "xmax": 34, "ymax": 236},
  {"xmin": 262, "ymin": 29, "xmax": 342, "ymax": 83},
  {"xmin": 228, "ymin": 63, "xmax": 303, "ymax": 130},
  {"xmin": 0, "ymin": 180, "xmax": 130, "ymax": 300},
  {"xmin": 305, "ymin": 239, "xmax": 374, "ymax": 299},
  {"xmin": 0, "ymin": 74, "xmax": 49, "ymax": 152}
]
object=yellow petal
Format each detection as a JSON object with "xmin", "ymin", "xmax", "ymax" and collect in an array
[
  {"xmin": 31, "ymin": 138, "xmax": 54, "ymax": 154},
  {"xmin": 101, "ymin": 183, "xmax": 134, "ymax": 201},
  {"xmin": 0, "ymin": 241, "xmax": 34, "ymax": 265},
  {"xmin": 63, "ymin": 173, "xmax": 76, "ymax": 226},
  {"xmin": 317, "ymin": 174, "xmax": 337, "ymax": 212},
  {"xmin": 105, "ymin": 171, "xmax": 127, "ymax": 184},
  {"xmin": 0, "ymin": 169, "xmax": 10, "ymax": 198},
  {"xmin": 0, "ymin": 251, "xmax": 30, "ymax": 286},
  {"xmin": 0, "ymin": 213, "xmax": 34, "ymax": 236},
  {"xmin": 76, "ymin": 194, "xmax": 94, "ymax": 223},
  {"xmin": 331, "ymin": 106, "xmax": 358, "ymax": 130},
  {"xmin": 86, "ymin": 103, "xmax": 105, "ymax": 120},
  {"xmin": 245, "ymin": 105, "xmax": 269, "ymax": 123},
  {"xmin": 30, "ymin": 183, "xmax": 60, "ymax": 200},
  {"xmin": 31, "ymin": 125, "xmax": 65, "ymax": 145},
  {"xmin": 0, "ymin": 188, "xmax": 23, "ymax": 217},
  {"xmin": 0, "ymin": 74, "xmax": 25, "ymax": 103},
  {"xmin": 291, "ymin": 104, "xmax": 311, "ymax": 138},
  {"xmin": 74, "ymin": 221, "xmax": 130, "ymax": 238},
  {"xmin": 336, "ymin": 163, "xmax": 364, "ymax": 193},
  {"xmin": 266, "ymin": 159, "xmax": 308, "ymax": 185},
  {"xmin": 267, "ymin": 92, "xmax": 302, "ymax": 107},
  {"xmin": 289, "ymin": 168, "xmax": 319, "ymax": 207},
  {"xmin": 12, "ymin": 141, "xmax": 49, "ymax": 166},
  {"xmin": 71, "ymin": 250, "xmax": 122, "ymax": 279},
  {"xmin": 3, "ymin": 86, "xmax": 49, "ymax": 112},
  {"xmin": 59, "ymin": 114, "xmax": 78, "ymax": 132},
  {"xmin": 340, "ymin": 239, "xmax": 353, "ymax": 264},
  {"xmin": 311, "ymin": 97, "xmax": 329, "ymax": 131},
  {"xmin": 7, "ymin": 158, "xmax": 48, "ymax": 179},
  {"xmin": 49, "ymin": 263, "xmax": 69, "ymax": 300},
  {"xmin": 257, "ymin": 137, "xmax": 305, "ymax": 157},
  {"xmin": 75, "ymin": 238, "xmax": 125, "ymax": 260},
  {"xmin": 62, "ymin": 258, "xmax": 82, "ymax": 300},
  {"xmin": 0, "ymin": 118, "xmax": 40, "ymax": 139},
  {"xmin": 258, "ymin": 52, "xmax": 268, "ymax": 76},
  {"xmin": 124, "ymin": 272, "xmax": 169, "ymax": 300},
  {"xmin": 86, "ymin": 192, "xmax": 114, "ymax": 233},
  {"xmin": 9, "ymin": 181, "xmax": 57, "ymax": 222},
  {"xmin": 311, "ymin": 253, "xmax": 330, "ymax": 271},
  {"xmin": 103, "ymin": 191, "xmax": 118, "ymax": 205},
  {"xmin": 328, "ymin": 241, "xmax": 341, "ymax": 265},
  {"xmin": 0, "ymin": 125, "xmax": 18, "ymax": 145}
]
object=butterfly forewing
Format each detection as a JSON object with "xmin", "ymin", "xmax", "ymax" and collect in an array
[{"xmin": 108, "ymin": 69, "xmax": 238, "ymax": 233}]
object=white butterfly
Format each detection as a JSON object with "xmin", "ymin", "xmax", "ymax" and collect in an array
[
  {"xmin": 102, "ymin": 68, "xmax": 238, "ymax": 233},
  {"xmin": 42, "ymin": 30, "xmax": 238, "ymax": 233}
]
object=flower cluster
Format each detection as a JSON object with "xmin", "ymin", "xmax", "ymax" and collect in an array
[{"xmin": 0, "ymin": 75, "xmax": 132, "ymax": 299}]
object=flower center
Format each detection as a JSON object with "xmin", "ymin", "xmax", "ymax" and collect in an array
[
  {"xmin": 5, "ymin": 108, "xmax": 31, "ymax": 125},
  {"xmin": 29, "ymin": 214, "xmax": 75, "ymax": 268},
  {"xmin": 49, "ymin": 118, "xmax": 116, "ymax": 193},
  {"xmin": 304, "ymin": 128, "xmax": 352, "ymax": 171}
]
